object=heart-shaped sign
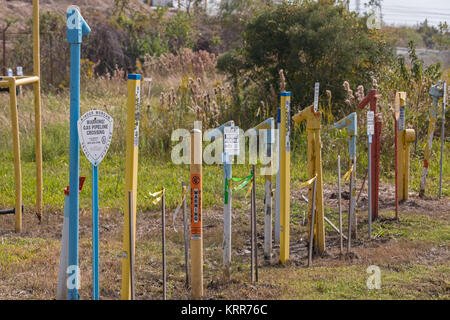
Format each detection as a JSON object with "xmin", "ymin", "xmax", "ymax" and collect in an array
[{"xmin": 78, "ymin": 110, "xmax": 114, "ymax": 166}]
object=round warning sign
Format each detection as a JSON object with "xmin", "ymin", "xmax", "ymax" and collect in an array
[{"xmin": 78, "ymin": 110, "xmax": 114, "ymax": 166}]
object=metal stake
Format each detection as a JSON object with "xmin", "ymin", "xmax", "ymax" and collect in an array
[
  {"xmin": 338, "ymin": 156, "xmax": 343, "ymax": 254},
  {"xmin": 439, "ymin": 81, "xmax": 446, "ymax": 199},
  {"xmin": 162, "ymin": 188, "xmax": 166, "ymax": 300},
  {"xmin": 182, "ymin": 182, "xmax": 190, "ymax": 288}
]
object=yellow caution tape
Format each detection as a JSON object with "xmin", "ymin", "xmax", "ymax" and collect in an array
[
  {"xmin": 149, "ymin": 188, "xmax": 165, "ymax": 205},
  {"xmin": 343, "ymin": 165, "xmax": 354, "ymax": 182},
  {"xmin": 299, "ymin": 174, "xmax": 318, "ymax": 188},
  {"xmin": 245, "ymin": 181, "xmax": 253, "ymax": 198}
]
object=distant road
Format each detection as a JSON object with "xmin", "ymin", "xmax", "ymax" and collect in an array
[{"xmin": 396, "ymin": 47, "xmax": 450, "ymax": 68}]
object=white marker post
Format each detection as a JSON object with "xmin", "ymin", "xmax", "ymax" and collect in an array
[
  {"xmin": 77, "ymin": 110, "xmax": 113, "ymax": 300},
  {"xmin": 367, "ymin": 111, "xmax": 374, "ymax": 239},
  {"xmin": 439, "ymin": 81, "xmax": 446, "ymax": 199},
  {"xmin": 223, "ymin": 124, "xmax": 239, "ymax": 279}
]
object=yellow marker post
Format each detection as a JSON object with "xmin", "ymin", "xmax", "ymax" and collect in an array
[
  {"xmin": 9, "ymin": 78, "xmax": 22, "ymax": 232},
  {"xmin": 0, "ymin": 0, "xmax": 42, "ymax": 231},
  {"xmin": 396, "ymin": 93, "xmax": 415, "ymax": 201},
  {"xmin": 279, "ymin": 92, "xmax": 291, "ymax": 264},
  {"xmin": 190, "ymin": 128, "xmax": 203, "ymax": 299},
  {"xmin": 292, "ymin": 105, "xmax": 325, "ymax": 253},
  {"xmin": 121, "ymin": 74, "xmax": 141, "ymax": 300},
  {"xmin": 33, "ymin": 0, "xmax": 43, "ymax": 221}
]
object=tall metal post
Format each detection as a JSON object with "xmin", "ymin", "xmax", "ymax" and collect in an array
[
  {"xmin": 33, "ymin": 0, "xmax": 43, "ymax": 222},
  {"xmin": 162, "ymin": 188, "xmax": 166, "ymax": 300},
  {"xmin": 207, "ymin": 121, "xmax": 234, "ymax": 280},
  {"xmin": 275, "ymin": 108, "xmax": 281, "ymax": 244},
  {"xmin": 248, "ymin": 118, "xmax": 275, "ymax": 262},
  {"xmin": 66, "ymin": 6, "xmax": 90, "ymax": 300},
  {"xmin": 92, "ymin": 165, "xmax": 99, "ymax": 300},
  {"xmin": 359, "ymin": 89, "xmax": 382, "ymax": 220},
  {"xmin": 337, "ymin": 156, "xmax": 343, "ymax": 254},
  {"xmin": 439, "ymin": 81, "xmax": 446, "ymax": 199}
]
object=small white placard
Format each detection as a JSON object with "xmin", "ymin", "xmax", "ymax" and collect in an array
[
  {"xmin": 398, "ymin": 107, "xmax": 405, "ymax": 131},
  {"xmin": 16, "ymin": 66, "xmax": 23, "ymax": 76},
  {"xmin": 285, "ymin": 99, "xmax": 291, "ymax": 152},
  {"xmin": 78, "ymin": 110, "xmax": 114, "ymax": 166},
  {"xmin": 224, "ymin": 126, "xmax": 240, "ymax": 156},
  {"xmin": 367, "ymin": 111, "xmax": 374, "ymax": 136},
  {"xmin": 313, "ymin": 82, "xmax": 320, "ymax": 112}
]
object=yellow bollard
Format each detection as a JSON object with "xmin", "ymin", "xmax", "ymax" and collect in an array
[
  {"xmin": 279, "ymin": 92, "xmax": 291, "ymax": 264},
  {"xmin": 292, "ymin": 105, "xmax": 325, "ymax": 254},
  {"xmin": 9, "ymin": 78, "xmax": 22, "ymax": 233},
  {"xmin": 190, "ymin": 128, "xmax": 203, "ymax": 299},
  {"xmin": 121, "ymin": 74, "xmax": 141, "ymax": 300}
]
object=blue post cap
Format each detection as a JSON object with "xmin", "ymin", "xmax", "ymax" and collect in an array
[
  {"xmin": 66, "ymin": 7, "xmax": 91, "ymax": 44},
  {"xmin": 334, "ymin": 112, "xmax": 357, "ymax": 136},
  {"xmin": 128, "ymin": 74, "xmax": 141, "ymax": 80},
  {"xmin": 280, "ymin": 92, "xmax": 291, "ymax": 97},
  {"xmin": 430, "ymin": 81, "xmax": 444, "ymax": 100}
]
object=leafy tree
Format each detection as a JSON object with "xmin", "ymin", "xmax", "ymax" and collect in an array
[{"xmin": 217, "ymin": 1, "xmax": 394, "ymax": 123}]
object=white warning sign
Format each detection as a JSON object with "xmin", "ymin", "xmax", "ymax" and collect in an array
[
  {"xmin": 367, "ymin": 111, "xmax": 374, "ymax": 136},
  {"xmin": 224, "ymin": 126, "xmax": 240, "ymax": 156},
  {"xmin": 78, "ymin": 110, "xmax": 114, "ymax": 166}
]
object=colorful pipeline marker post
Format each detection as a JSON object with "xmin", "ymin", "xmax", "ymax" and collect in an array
[
  {"xmin": 393, "ymin": 92, "xmax": 405, "ymax": 219},
  {"xmin": 66, "ymin": 6, "xmax": 90, "ymax": 300},
  {"xmin": 274, "ymin": 108, "xmax": 281, "ymax": 245},
  {"xmin": 439, "ymin": 81, "xmax": 447, "ymax": 199},
  {"xmin": 334, "ymin": 112, "xmax": 357, "ymax": 248},
  {"xmin": 280, "ymin": 92, "xmax": 291, "ymax": 264},
  {"xmin": 206, "ymin": 121, "xmax": 235, "ymax": 280},
  {"xmin": 293, "ymin": 105, "xmax": 325, "ymax": 254},
  {"xmin": 420, "ymin": 81, "xmax": 444, "ymax": 198},
  {"xmin": 396, "ymin": 95, "xmax": 415, "ymax": 202},
  {"xmin": 367, "ymin": 111, "xmax": 374, "ymax": 238},
  {"xmin": 190, "ymin": 128, "xmax": 203, "ymax": 299},
  {"xmin": 248, "ymin": 117, "xmax": 275, "ymax": 262},
  {"xmin": 358, "ymin": 89, "xmax": 382, "ymax": 220},
  {"xmin": 78, "ymin": 110, "xmax": 114, "ymax": 299},
  {"xmin": 121, "ymin": 74, "xmax": 141, "ymax": 300}
]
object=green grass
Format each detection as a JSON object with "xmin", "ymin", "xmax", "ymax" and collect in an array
[{"xmin": 267, "ymin": 264, "xmax": 449, "ymax": 299}]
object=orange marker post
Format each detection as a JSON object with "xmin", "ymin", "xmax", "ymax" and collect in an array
[{"xmin": 190, "ymin": 128, "xmax": 203, "ymax": 299}]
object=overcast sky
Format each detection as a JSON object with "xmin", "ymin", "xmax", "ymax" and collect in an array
[{"xmin": 349, "ymin": 0, "xmax": 450, "ymax": 26}]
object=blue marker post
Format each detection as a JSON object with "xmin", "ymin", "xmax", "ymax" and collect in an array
[
  {"xmin": 334, "ymin": 112, "xmax": 357, "ymax": 252},
  {"xmin": 66, "ymin": 6, "xmax": 90, "ymax": 300}
]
